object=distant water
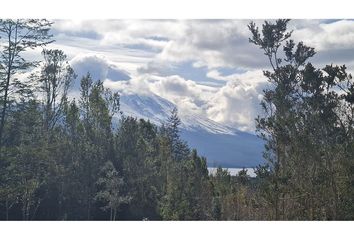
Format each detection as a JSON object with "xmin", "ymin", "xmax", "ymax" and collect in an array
[{"xmin": 208, "ymin": 167, "xmax": 256, "ymax": 177}]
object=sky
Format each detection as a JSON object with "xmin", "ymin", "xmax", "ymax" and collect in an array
[{"xmin": 43, "ymin": 19, "xmax": 354, "ymax": 132}]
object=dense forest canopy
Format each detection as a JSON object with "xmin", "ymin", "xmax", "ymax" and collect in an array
[{"xmin": 0, "ymin": 19, "xmax": 352, "ymax": 220}]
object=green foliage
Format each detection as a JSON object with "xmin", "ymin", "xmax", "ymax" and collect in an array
[
  {"xmin": 0, "ymin": 18, "xmax": 352, "ymax": 221},
  {"xmin": 249, "ymin": 19, "xmax": 354, "ymax": 220},
  {"xmin": 0, "ymin": 19, "xmax": 53, "ymax": 149},
  {"xmin": 95, "ymin": 161, "xmax": 130, "ymax": 220},
  {"xmin": 35, "ymin": 49, "xmax": 76, "ymax": 132},
  {"xmin": 159, "ymin": 109, "xmax": 212, "ymax": 220}
]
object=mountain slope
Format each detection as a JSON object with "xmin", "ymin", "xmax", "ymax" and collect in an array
[
  {"xmin": 119, "ymin": 93, "xmax": 264, "ymax": 167},
  {"xmin": 119, "ymin": 93, "xmax": 174, "ymax": 126},
  {"xmin": 180, "ymin": 129, "xmax": 264, "ymax": 168}
]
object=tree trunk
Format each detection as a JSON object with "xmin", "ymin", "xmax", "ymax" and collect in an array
[
  {"xmin": 0, "ymin": 24, "xmax": 15, "ymax": 153},
  {"xmin": 0, "ymin": 68, "xmax": 11, "ymax": 152},
  {"xmin": 5, "ymin": 198, "xmax": 9, "ymax": 220},
  {"xmin": 113, "ymin": 208, "xmax": 117, "ymax": 221}
]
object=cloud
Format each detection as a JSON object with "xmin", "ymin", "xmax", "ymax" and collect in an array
[
  {"xmin": 103, "ymin": 69, "xmax": 267, "ymax": 131},
  {"xmin": 53, "ymin": 20, "xmax": 269, "ymax": 72},
  {"xmin": 51, "ymin": 19, "xmax": 354, "ymax": 132},
  {"xmin": 54, "ymin": 19, "xmax": 354, "ymax": 72},
  {"xmin": 155, "ymin": 20, "xmax": 268, "ymax": 70},
  {"xmin": 104, "ymin": 73, "xmax": 216, "ymax": 116},
  {"xmin": 287, "ymin": 20, "xmax": 354, "ymax": 70},
  {"xmin": 293, "ymin": 20, "xmax": 354, "ymax": 51},
  {"xmin": 69, "ymin": 54, "xmax": 131, "ymax": 88},
  {"xmin": 207, "ymin": 70, "xmax": 267, "ymax": 131},
  {"xmin": 137, "ymin": 60, "xmax": 176, "ymax": 76},
  {"xmin": 53, "ymin": 20, "xmax": 182, "ymax": 51}
]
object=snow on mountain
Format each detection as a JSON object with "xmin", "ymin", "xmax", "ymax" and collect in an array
[
  {"xmin": 120, "ymin": 93, "xmax": 235, "ymax": 135},
  {"xmin": 179, "ymin": 113, "xmax": 236, "ymax": 135},
  {"xmin": 119, "ymin": 93, "xmax": 265, "ymax": 167},
  {"xmin": 119, "ymin": 93, "xmax": 173, "ymax": 126}
]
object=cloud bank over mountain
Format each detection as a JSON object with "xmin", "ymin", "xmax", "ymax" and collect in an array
[{"xmin": 52, "ymin": 19, "xmax": 354, "ymax": 132}]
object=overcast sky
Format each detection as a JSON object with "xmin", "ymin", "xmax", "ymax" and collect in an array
[{"xmin": 46, "ymin": 19, "xmax": 354, "ymax": 131}]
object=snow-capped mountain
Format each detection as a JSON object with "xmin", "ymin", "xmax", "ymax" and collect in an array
[
  {"xmin": 119, "ymin": 93, "xmax": 174, "ymax": 126},
  {"xmin": 119, "ymin": 93, "xmax": 235, "ymax": 135},
  {"xmin": 70, "ymin": 62, "xmax": 264, "ymax": 167},
  {"xmin": 119, "ymin": 93, "xmax": 264, "ymax": 168}
]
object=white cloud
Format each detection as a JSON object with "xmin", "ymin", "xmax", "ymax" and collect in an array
[
  {"xmin": 103, "ymin": 69, "xmax": 267, "ymax": 131},
  {"xmin": 53, "ymin": 19, "xmax": 354, "ymax": 71},
  {"xmin": 207, "ymin": 70, "xmax": 267, "ymax": 131},
  {"xmin": 104, "ymin": 73, "xmax": 216, "ymax": 117},
  {"xmin": 293, "ymin": 20, "xmax": 354, "ymax": 51},
  {"xmin": 53, "ymin": 19, "xmax": 269, "ymax": 72},
  {"xmin": 54, "ymin": 20, "xmax": 183, "ymax": 50},
  {"xmin": 69, "ymin": 54, "xmax": 131, "ymax": 88}
]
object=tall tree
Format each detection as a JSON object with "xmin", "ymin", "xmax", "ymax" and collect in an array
[
  {"xmin": 36, "ymin": 49, "xmax": 76, "ymax": 132},
  {"xmin": 249, "ymin": 19, "xmax": 354, "ymax": 220},
  {"xmin": 0, "ymin": 19, "xmax": 53, "ymax": 151},
  {"xmin": 78, "ymin": 74, "xmax": 120, "ymax": 219}
]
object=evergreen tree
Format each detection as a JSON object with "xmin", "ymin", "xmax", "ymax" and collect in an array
[
  {"xmin": 3, "ymin": 100, "xmax": 49, "ymax": 220},
  {"xmin": 0, "ymin": 18, "xmax": 352, "ymax": 221}
]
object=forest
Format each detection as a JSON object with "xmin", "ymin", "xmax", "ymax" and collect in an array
[{"xmin": 0, "ymin": 19, "xmax": 353, "ymax": 220}]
